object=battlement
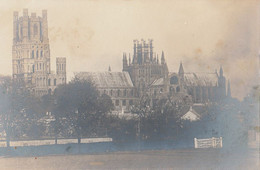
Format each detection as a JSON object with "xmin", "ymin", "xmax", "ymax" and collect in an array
[
  {"xmin": 13, "ymin": 9, "xmax": 48, "ymax": 43},
  {"xmin": 56, "ymin": 57, "xmax": 66, "ymax": 63},
  {"xmin": 13, "ymin": 9, "xmax": 47, "ymax": 19}
]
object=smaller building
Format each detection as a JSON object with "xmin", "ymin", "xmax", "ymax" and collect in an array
[{"xmin": 181, "ymin": 106, "xmax": 201, "ymax": 122}]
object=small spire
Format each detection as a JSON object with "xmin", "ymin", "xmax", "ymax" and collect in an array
[
  {"xmin": 129, "ymin": 53, "xmax": 131, "ymax": 65},
  {"xmin": 161, "ymin": 51, "xmax": 165, "ymax": 64},
  {"xmin": 219, "ymin": 66, "xmax": 223, "ymax": 77},
  {"xmin": 108, "ymin": 65, "xmax": 111, "ymax": 72},
  {"xmin": 178, "ymin": 61, "xmax": 184, "ymax": 75}
]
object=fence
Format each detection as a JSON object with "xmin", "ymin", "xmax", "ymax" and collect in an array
[
  {"xmin": 194, "ymin": 137, "xmax": 222, "ymax": 148},
  {"xmin": 0, "ymin": 137, "xmax": 113, "ymax": 147}
]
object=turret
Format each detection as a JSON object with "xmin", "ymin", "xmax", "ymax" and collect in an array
[
  {"xmin": 56, "ymin": 58, "xmax": 66, "ymax": 75},
  {"xmin": 22, "ymin": 9, "xmax": 29, "ymax": 40},
  {"xmin": 149, "ymin": 39, "xmax": 153, "ymax": 61},
  {"xmin": 178, "ymin": 62, "xmax": 184, "ymax": 75},
  {"xmin": 123, "ymin": 53, "xmax": 128, "ymax": 71},
  {"xmin": 128, "ymin": 54, "xmax": 131, "ymax": 66},
  {"xmin": 13, "ymin": 11, "xmax": 19, "ymax": 42},
  {"xmin": 218, "ymin": 66, "xmax": 226, "ymax": 98},
  {"xmin": 227, "ymin": 79, "xmax": 231, "ymax": 98},
  {"xmin": 219, "ymin": 66, "xmax": 223, "ymax": 77},
  {"xmin": 161, "ymin": 51, "xmax": 165, "ymax": 64},
  {"xmin": 42, "ymin": 10, "xmax": 48, "ymax": 42}
]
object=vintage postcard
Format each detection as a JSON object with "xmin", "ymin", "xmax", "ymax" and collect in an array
[{"xmin": 0, "ymin": 0, "xmax": 259, "ymax": 169}]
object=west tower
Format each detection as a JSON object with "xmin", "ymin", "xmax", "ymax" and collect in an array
[{"xmin": 12, "ymin": 9, "xmax": 66, "ymax": 96}]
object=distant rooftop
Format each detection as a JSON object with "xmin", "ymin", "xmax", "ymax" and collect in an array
[{"xmin": 76, "ymin": 72, "xmax": 134, "ymax": 88}]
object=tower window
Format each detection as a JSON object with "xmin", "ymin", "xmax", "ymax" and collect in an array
[
  {"xmin": 40, "ymin": 51, "xmax": 43, "ymax": 57},
  {"xmin": 34, "ymin": 24, "xmax": 38, "ymax": 36},
  {"xmin": 122, "ymin": 100, "xmax": 126, "ymax": 106},
  {"xmin": 31, "ymin": 50, "xmax": 34, "ymax": 59}
]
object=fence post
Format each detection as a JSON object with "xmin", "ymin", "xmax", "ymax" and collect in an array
[
  {"xmin": 194, "ymin": 138, "xmax": 198, "ymax": 148},
  {"xmin": 212, "ymin": 137, "xmax": 215, "ymax": 148}
]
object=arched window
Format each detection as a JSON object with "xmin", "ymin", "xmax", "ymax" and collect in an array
[
  {"xmin": 32, "ymin": 65, "xmax": 35, "ymax": 73},
  {"xmin": 176, "ymin": 86, "xmax": 180, "ymax": 92},
  {"xmin": 39, "ymin": 63, "xmax": 41, "ymax": 70},
  {"xmin": 34, "ymin": 24, "xmax": 38, "ymax": 35},
  {"xmin": 48, "ymin": 79, "xmax": 51, "ymax": 86},
  {"xmin": 54, "ymin": 79, "xmax": 56, "ymax": 86},
  {"xmin": 40, "ymin": 51, "xmax": 43, "ymax": 57}
]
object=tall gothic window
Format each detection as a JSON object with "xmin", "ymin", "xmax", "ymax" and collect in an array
[
  {"xmin": 31, "ymin": 50, "xmax": 34, "ymax": 59},
  {"xmin": 34, "ymin": 24, "xmax": 38, "ymax": 36}
]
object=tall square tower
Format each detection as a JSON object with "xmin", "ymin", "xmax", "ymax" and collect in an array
[{"xmin": 12, "ymin": 9, "xmax": 66, "ymax": 96}]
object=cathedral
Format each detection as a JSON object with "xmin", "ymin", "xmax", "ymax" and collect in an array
[
  {"xmin": 12, "ymin": 9, "xmax": 66, "ymax": 96},
  {"xmin": 77, "ymin": 39, "xmax": 231, "ymax": 112},
  {"xmin": 11, "ymin": 9, "xmax": 231, "ymax": 110}
]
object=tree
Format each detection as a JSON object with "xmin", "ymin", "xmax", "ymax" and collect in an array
[{"xmin": 53, "ymin": 77, "xmax": 113, "ymax": 143}]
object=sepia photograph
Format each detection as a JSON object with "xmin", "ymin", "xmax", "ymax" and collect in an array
[{"xmin": 0, "ymin": 0, "xmax": 259, "ymax": 169}]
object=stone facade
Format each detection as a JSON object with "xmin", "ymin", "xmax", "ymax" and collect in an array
[{"xmin": 12, "ymin": 9, "xmax": 66, "ymax": 96}]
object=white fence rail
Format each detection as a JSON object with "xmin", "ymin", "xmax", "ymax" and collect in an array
[
  {"xmin": 194, "ymin": 137, "xmax": 222, "ymax": 148},
  {"xmin": 0, "ymin": 137, "xmax": 112, "ymax": 147}
]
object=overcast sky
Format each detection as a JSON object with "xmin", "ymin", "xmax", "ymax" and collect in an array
[{"xmin": 0, "ymin": 0, "xmax": 259, "ymax": 100}]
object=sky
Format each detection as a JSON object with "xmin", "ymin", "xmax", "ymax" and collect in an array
[{"xmin": 0, "ymin": 0, "xmax": 259, "ymax": 100}]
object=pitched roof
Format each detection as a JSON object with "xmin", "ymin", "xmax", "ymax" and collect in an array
[
  {"xmin": 75, "ymin": 72, "xmax": 134, "ymax": 88},
  {"xmin": 184, "ymin": 73, "xmax": 218, "ymax": 87},
  {"xmin": 181, "ymin": 106, "xmax": 201, "ymax": 121}
]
